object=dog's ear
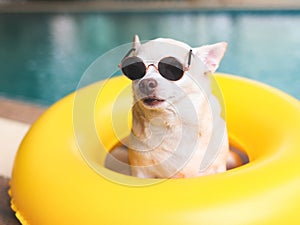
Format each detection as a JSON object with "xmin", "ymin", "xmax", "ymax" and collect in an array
[
  {"xmin": 133, "ymin": 34, "xmax": 141, "ymax": 50},
  {"xmin": 194, "ymin": 42, "xmax": 227, "ymax": 73}
]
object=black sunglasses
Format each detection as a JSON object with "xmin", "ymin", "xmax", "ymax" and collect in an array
[{"xmin": 119, "ymin": 48, "xmax": 192, "ymax": 81}]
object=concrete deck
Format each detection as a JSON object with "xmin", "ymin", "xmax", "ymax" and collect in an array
[
  {"xmin": 0, "ymin": 98, "xmax": 45, "ymax": 177},
  {"xmin": 0, "ymin": 118, "xmax": 29, "ymax": 178}
]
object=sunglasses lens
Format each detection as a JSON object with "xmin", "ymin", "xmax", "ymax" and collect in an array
[
  {"xmin": 158, "ymin": 57, "xmax": 184, "ymax": 81},
  {"xmin": 121, "ymin": 57, "xmax": 146, "ymax": 80}
]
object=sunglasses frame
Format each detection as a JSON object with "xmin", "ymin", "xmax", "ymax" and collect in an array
[{"xmin": 119, "ymin": 48, "xmax": 193, "ymax": 81}]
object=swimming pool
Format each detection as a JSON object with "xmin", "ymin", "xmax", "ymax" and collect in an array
[{"xmin": 0, "ymin": 11, "xmax": 300, "ymax": 105}]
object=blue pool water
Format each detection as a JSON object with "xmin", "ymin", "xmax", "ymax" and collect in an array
[{"xmin": 0, "ymin": 11, "xmax": 300, "ymax": 105}]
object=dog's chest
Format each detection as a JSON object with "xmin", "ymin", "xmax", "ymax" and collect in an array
[{"xmin": 129, "ymin": 120, "xmax": 202, "ymax": 164}]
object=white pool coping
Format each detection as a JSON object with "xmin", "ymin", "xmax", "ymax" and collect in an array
[{"xmin": 0, "ymin": 117, "xmax": 30, "ymax": 178}]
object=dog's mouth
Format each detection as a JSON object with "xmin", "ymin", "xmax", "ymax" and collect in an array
[{"xmin": 142, "ymin": 97, "xmax": 165, "ymax": 107}]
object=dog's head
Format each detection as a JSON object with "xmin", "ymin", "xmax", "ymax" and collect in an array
[{"xmin": 120, "ymin": 35, "xmax": 227, "ymax": 112}]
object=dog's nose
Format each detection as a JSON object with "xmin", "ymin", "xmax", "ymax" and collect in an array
[{"xmin": 139, "ymin": 78, "xmax": 158, "ymax": 95}]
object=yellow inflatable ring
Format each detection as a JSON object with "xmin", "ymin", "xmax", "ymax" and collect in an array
[{"xmin": 10, "ymin": 73, "xmax": 300, "ymax": 225}]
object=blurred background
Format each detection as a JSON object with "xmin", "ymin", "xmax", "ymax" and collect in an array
[{"xmin": 1, "ymin": 0, "xmax": 300, "ymax": 105}]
